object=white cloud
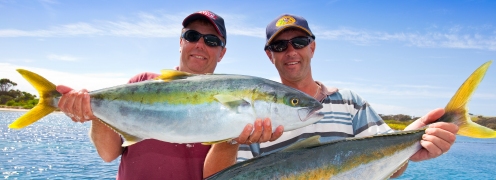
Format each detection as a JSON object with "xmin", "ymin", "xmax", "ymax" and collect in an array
[
  {"xmin": 0, "ymin": 13, "xmax": 182, "ymax": 38},
  {"xmin": 0, "ymin": 12, "xmax": 494, "ymax": 51},
  {"xmin": 313, "ymin": 27, "xmax": 496, "ymax": 51},
  {"xmin": 47, "ymin": 54, "xmax": 79, "ymax": 61}
]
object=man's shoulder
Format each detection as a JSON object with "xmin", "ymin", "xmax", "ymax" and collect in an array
[
  {"xmin": 128, "ymin": 72, "xmax": 160, "ymax": 83},
  {"xmin": 328, "ymin": 89, "xmax": 360, "ymax": 99}
]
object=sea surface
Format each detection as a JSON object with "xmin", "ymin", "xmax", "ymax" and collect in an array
[{"xmin": 1, "ymin": 111, "xmax": 496, "ymax": 179}]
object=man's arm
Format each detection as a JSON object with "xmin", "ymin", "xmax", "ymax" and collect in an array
[
  {"xmin": 203, "ymin": 118, "xmax": 284, "ymax": 178},
  {"xmin": 203, "ymin": 142, "xmax": 239, "ymax": 178},
  {"xmin": 56, "ymin": 85, "xmax": 124, "ymax": 162}
]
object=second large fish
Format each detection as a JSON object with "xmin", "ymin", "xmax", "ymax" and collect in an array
[{"xmin": 9, "ymin": 70, "xmax": 324, "ymax": 145}]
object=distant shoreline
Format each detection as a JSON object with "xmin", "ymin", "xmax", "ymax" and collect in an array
[
  {"xmin": 0, "ymin": 108, "xmax": 29, "ymax": 112},
  {"xmin": 0, "ymin": 107, "xmax": 63, "ymax": 113}
]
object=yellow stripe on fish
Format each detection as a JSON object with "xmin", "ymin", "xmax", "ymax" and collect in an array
[{"xmin": 9, "ymin": 69, "xmax": 325, "ymax": 145}]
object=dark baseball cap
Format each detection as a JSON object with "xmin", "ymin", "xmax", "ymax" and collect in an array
[
  {"xmin": 265, "ymin": 14, "xmax": 315, "ymax": 46},
  {"xmin": 182, "ymin": 10, "xmax": 227, "ymax": 43}
]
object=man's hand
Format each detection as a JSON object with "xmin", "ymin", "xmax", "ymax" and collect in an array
[
  {"xmin": 405, "ymin": 108, "xmax": 459, "ymax": 161},
  {"xmin": 56, "ymin": 85, "xmax": 97, "ymax": 123},
  {"xmin": 234, "ymin": 118, "xmax": 284, "ymax": 144}
]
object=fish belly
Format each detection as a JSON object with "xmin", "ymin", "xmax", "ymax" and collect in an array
[{"xmin": 91, "ymin": 99, "xmax": 255, "ymax": 143}]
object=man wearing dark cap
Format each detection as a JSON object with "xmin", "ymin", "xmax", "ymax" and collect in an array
[
  {"xmin": 55, "ymin": 10, "xmax": 279, "ymax": 180},
  {"xmin": 206, "ymin": 14, "xmax": 459, "ymax": 178}
]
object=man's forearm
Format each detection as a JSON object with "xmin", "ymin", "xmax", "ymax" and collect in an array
[
  {"xmin": 90, "ymin": 119, "xmax": 124, "ymax": 162},
  {"xmin": 203, "ymin": 142, "xmax": 239, "ymax": 178}
]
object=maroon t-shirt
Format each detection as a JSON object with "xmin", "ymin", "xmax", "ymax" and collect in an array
[{"xmin": 116, "ymin": 72, "xmax": 211, "ymax": 180}]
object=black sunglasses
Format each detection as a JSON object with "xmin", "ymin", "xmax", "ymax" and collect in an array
[
  {"xmin": 265, "ymin": 36, "xmax": 313, "ymax": 52},
  {"xmin": 181, "ymin": 30, "xmax": 225, "ymax": 47}
]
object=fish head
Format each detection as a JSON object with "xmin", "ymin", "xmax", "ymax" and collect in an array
[
  {"xmin": 257, "ymin": 86, "xmax": 324, "ymax": 131},
  {"xmin": 282, "ymin": 92, "xmax": 324, "ymax": 122}
]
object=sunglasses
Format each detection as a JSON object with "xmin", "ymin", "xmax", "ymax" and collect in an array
[
  {"xmin": 181, "ymin": 30, "xmax": 225, "ymax": 47},
  {"xmin": 265, "ymin": 36, "xmax": 313, "ymax": 52}
]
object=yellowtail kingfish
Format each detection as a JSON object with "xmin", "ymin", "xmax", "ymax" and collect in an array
[
  {"xmin": 9, "ymin": 70, "xmax": 325, "ymax": 145},
  {"xmin": 206, "ymin": 61, "xmax": 496, "ymax": 179}
]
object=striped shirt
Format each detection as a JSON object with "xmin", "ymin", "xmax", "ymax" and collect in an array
[{"xmin": 237, "ymin": 82, "xmax": 392, "ymax": 161}]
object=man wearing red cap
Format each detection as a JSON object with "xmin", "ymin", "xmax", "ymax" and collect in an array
[{"xmin": 55, "ymin": 10, "xmax": 280, "ymax": 180}]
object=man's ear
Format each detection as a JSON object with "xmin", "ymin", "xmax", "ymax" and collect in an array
[
  {"xmin": 309, "ymin": 41, "xmax": 316, "ymax": 58},
  {"xmin": 179, "ymin": 38, "xmax": 184, "ymax": 53},
  {"xmin": 218, "ymin": 47, "xmax": 227, "ymax": 62},
  {"xmin": 265, "ymin": 50, "xmax": 275, "ymax": 64}
]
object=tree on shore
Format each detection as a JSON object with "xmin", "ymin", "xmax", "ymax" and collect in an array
[
  {"xmin": 0, "ymin": 78, "xmax": 38, "ymax": 108},
  {"xmin": 0, "ymin": 78, "xmax": 17, "ymax": 92}
]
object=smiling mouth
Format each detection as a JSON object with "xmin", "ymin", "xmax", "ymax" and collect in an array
[
  {"xmin": 285, "ymin": 62, "xmax": 300, "ymax": 65},
  {"xmin": 192, "ymin": 55, "xmax": 206, "ymax": 60}
]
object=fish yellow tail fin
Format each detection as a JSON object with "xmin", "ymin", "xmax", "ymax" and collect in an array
[
  {"xmin": 8, "ymin": 69, "xmax": 60, "ymax": 129},
  {"xmin": 439, "ymin": 60, "xmax": 496, "ymax": 138}
]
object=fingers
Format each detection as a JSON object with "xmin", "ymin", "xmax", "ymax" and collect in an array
[
  {"xmin": 56, "ymin": 85, "xmax": 74, "ymax": 94},
  {"xmin": 236, "ymin": 118, "xmax": 285, "ymax": 145},
  {"xmin": 270, "ymin": 125, "xmax": 284, "ymax": 141},
  {"xmin": 234, "ymin": 123, "xmax": 253, "ymax": 144},
  {"xmin": 74, "ymin": 91, "xmax": 85, "ymax": 122},
  {"xmin": 420, "ymin": 108, "xmax": 445, "ymax": 125},
  {"xmin": 58, "ymin": 87, "xmax": 94, "ymax": 123},
  {"xmin": 404, "ymin": 108, "xmax": 445, "ymax": 130},
  {"xmin": 259, "ymin": 118, "xmax": 273, "ymax": 142},
  {"xmin": 82, "ymin": 92, "xmax": 93, "ymax": 120},
  {"xmin": 428, "ymin": 122, "xmax": 459, "ymax": 135},
  {"xmin": 421, "ymin": 123, "xmax": 458, "ymax": 158},
  {"xmin": 247, "ymin": 119, "xmax": 263, "ymax": 144}
]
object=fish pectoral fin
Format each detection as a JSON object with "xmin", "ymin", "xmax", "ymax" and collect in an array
[
  {"xmin": 281, "ymin": 135, "xmax": 321, "ymax": 152},
  {"xmin": 214, "ymin": 95, "xmax": 251, "ymax": 112},
  {"xmin": 97, "ymin": 119, "xmax": 143, "ymax": 147},
  {"xmin": 155, "ymin": 69, "xmax": 193, "ymax": 82},
  {"xmin": 201, "ymin": 138, "xmax": 232, "ymax": 145}
]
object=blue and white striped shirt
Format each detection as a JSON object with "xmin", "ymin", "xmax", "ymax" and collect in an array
[{"xmin": 237, "ymin": 83, "xmax": 392, "ymax": 161}]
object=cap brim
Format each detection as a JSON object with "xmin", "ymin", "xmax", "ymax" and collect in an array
[{"xmin": 266, "ymin": 25, "xmax": 314, "ymax": 45}]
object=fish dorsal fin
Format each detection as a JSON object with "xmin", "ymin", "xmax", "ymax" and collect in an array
[
  {"xmin": 282, "ymin": 135, "xmax": 321, "ymax": 152},
  {"xmin": 97, "ymin": 119, "xmax": 143, "ymax": 147},
  {"xmin": 155, "ymin": 69, "xmax": 193, "ymax": 82},
  {"xmin": 214, "ymin": 94, "xmax": 251, "ymax": 112}
]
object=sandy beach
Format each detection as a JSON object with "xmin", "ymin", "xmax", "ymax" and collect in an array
[{"xmin": 0, "ymin": 108, "xmax": 29, "ymax": 112}]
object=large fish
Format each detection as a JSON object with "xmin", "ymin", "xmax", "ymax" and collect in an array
[
  {"xmin": 8, "ymin": 70, "xmax": 324, "ymax": 145},
  {"xmin": 206, "ymin": 61, "xmax": 496, "ymax": 180}
]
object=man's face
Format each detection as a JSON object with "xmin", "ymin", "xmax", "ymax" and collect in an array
[
  {"xmin": 179, "ymin": 21, "xmax": 226, "ymax": 74},
  {"xmin": 265, "ymin": 29, "xmax": 316, "ymax": 84}
]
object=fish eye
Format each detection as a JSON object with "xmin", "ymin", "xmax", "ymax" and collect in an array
[{"xmin": 291, "ymin": 98, "xmax": 299, "ymax": 106}]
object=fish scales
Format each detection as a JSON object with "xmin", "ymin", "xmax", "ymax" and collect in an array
[
  {"xmin": 206, "ymin": 61, "xmax": 496, "ymax": 179},
  {"xmin": 9, "ymin": 70, "xmax": 325, "ymax": 145},
  {"xmin": 90, "ymin": 75, "xmax": 297, "ymax": 143},
  {"xmin": 207, "ymin": 130, "xmax": 423, "ymax": 179},
  {"xmin": 91, "ymin": 75, "xmax": 281, "ymax": 105}
]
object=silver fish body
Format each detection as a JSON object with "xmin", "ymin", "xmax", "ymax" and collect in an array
[
  {"xmin": 206, "ymin": 61, "xmax": 496, "ymax": 179},
  {"xmin": 10, "ymin": 70, "xmax": 324, "ymax": 145},
  {"xmin": 206, "ymin": 131, "xmax": 423, "ymax": 179}
]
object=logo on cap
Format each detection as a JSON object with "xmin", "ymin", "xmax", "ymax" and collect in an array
[
  {"xmin": 275, "ymin": 16, "xmax": 296, "ymax": 27},
  {"xmin": 198, "ymin": 11, "xmax": 217, "ymax": 20}
]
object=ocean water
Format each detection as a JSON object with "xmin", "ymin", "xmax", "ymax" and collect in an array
[
  {"xmin": 0, "ymin": 111, "xmax": 120, "ymax": 179},
  {"xmin": 1, "ymin": 111, "xmax": 496, "ymax": 179}
]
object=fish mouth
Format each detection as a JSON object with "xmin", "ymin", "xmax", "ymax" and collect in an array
[{"xmin": 298, "ymin": 108, "xmax": 324, "ymax": 122}]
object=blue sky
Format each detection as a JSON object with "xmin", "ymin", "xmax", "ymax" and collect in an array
[{"xmin": 1, "ymin": 0, "xmax": 495, "ymax": 117}]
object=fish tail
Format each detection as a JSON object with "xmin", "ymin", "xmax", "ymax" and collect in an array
[
  {"xmin": 8, "ymin": 69, "xmax": 60, "ymax": 129},
  {"xmin": 439, "ymin": 60, "xmax": 496, "ymax": 138}
]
